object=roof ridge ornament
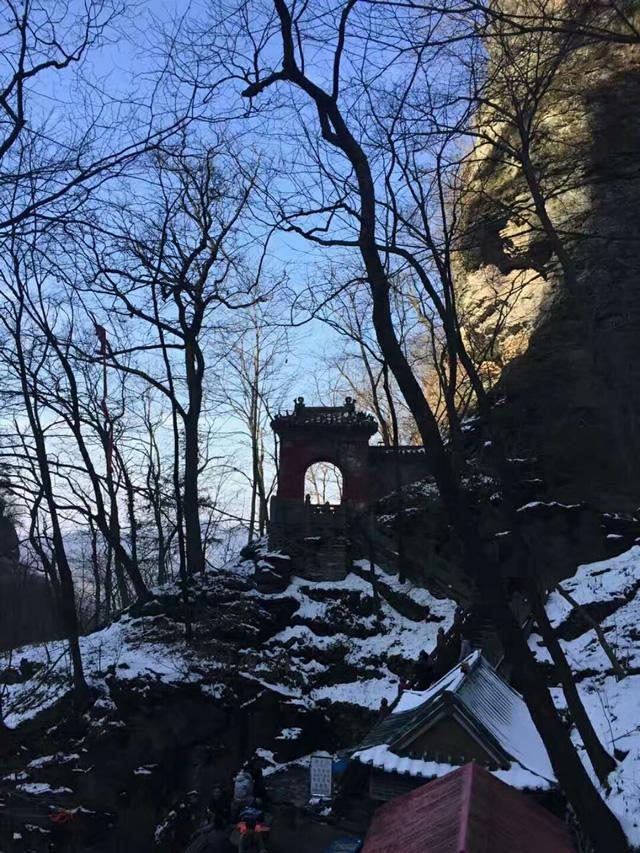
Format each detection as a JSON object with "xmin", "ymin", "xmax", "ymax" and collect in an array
[{"xmin": 272, "ymin": 397, "xmax": 378, "ymax": 431}]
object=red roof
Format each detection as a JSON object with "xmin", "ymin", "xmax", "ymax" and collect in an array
[{"xmin": 362, "ymin": 763, "xmax": 575, "ymax": 853}]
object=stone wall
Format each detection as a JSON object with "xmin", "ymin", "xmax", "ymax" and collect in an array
[
  {"xmin": 455, "ymin": 2, "xmax": 640, "ymax": 509},
  {"xmin": 367, "ymin": 447, "xmax": 431, "ymax": 502}
]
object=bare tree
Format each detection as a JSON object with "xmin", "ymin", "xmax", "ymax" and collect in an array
[
  {"xmin": 219, "ymin": 308, "xmax": 291, "ymax": 542},
  {"xmin": 75, "ymin": 141, "xmax": 265, "ymax": 576},
  {"xmin": 187, "ymin": 2, "xmax": 631, "ymax": 847},
  {"xmin": 0, "ymin": 238, "xmax": 88, "ymax": 701},
  {"xmin": 0, "ymin": 0, "xmax": 191, "ymax": 239}
]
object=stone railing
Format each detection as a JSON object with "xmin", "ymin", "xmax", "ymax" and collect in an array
[{"xmin": 303, "ymin": 502, "xmax": 346, "ymax": 533}]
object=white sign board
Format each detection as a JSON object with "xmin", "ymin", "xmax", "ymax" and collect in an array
[{"xmin": 310, "ymin": 753, "xmax": 333, "ymax": 799}]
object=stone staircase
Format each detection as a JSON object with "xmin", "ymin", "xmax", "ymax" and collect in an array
[{"xmin": 296, "ymin": 534, "xmax": 350, "ymax": 582}]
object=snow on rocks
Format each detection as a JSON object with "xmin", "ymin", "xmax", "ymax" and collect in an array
[
  {"xmin": 27, "ymin": 754, "xmax": 79, "ymax": 770},
  {"xmin": 16, "ymin": 782, "xmax": 73, "ymax": 796},
  {"xmin": 311, "ymin": 677, "xmax": 398, "ymax": 710},
  {"xmin": 133, "ymin": 764, "xmax": 158, "ymax": 776},
  {"xmin": 530, "ymin": 545, "xmax": 640, "ymax": 847},
  {"xmin": 248, "ymin": 568, "xmax": 455, "ymax": 709},
  {"xmin": 1, "ymin": 619, "xmax": 202, "ymax": 729},
  {"xmin": 1, "ymin": 554, "xmax": 455, "ymax": 733},
  {"xmin": 542, "ymin": 545, "xmax": 640, "ymax": 672},
  {"xmin": 276, "ymin": 727, "xmax": 302, "ymax": 740},
  {"xmin": 0, "ymin": 545, "xmax": 456, "ymax": 850}
]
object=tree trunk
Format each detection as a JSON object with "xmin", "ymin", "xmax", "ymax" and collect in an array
[
  {"xmin": 108, "ymin": 499, "xmax": 130, "ymax": 608},
  {"xmin": 54, "ymin": 543, "xmax": 90, "ymax": 704},
  {"xmin": 367, "ymin": 510, "xmax": 382, "ymax": 616},
  {"xmin": 246, "ymin": 14, "xmax": 629, "ymax": 846},
  {"xmin": 89, "ymin": 522, "xmax": 102, "ymax": 628},
  {"xmin": 13, "ymin": 328, "xmax": 89, "ymax": 702},
  {"xmin": 486, "ymin": 578, "xmax": 628, "ymax": 852},
  {"xmin": 183, "ymin": 337, "xmax": 205, "ymax": 575},
  {"xmin": 104, "ymin": 540, "xmax": 113, "ymax": 622},
  {"xmin": 183, "ymin": 411, "xmax": 205, "ymax": 575},
  {"xmin": 554, "ymin": 582, "xmax": 626, "ymax": 679},
  {"xmin": 154, "ymin": 499, "xmax": 168, "ymax": 586},
  {"xmin": 528, "ymin": 580, "xmax": 617, "ymax": 785},
  {"xmin": 343, "ymin": 92, "xmax": 629, "ymax": 853},
  {"xmin": 170, "ymin": 395, "xmax": 193, "ymax": 642}
]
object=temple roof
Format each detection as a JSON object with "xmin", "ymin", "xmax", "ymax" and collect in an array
[
  {"xmin": 352, "ymin": 652, "xmax": 555, "ymax": 790},
  {"xmin": 362, "ymin": 763, "xmax": 574, "ymax": 853},
  {"xmin": 271, "ymin": 397, "xmax": 378, "ymax": 432}
]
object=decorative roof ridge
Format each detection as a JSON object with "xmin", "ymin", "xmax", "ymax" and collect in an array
[{"xmin": 271, "ymin": 396, "xmax": 378, "ymax": 430}]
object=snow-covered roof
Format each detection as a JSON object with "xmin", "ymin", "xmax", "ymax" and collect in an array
[{"xmin": 352, "ymin": 652, "xmax": 556, "ymax": 790}]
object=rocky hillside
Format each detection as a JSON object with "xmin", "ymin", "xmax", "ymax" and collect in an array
[
  {"xmin": 0, "ymin": 542, "xmax": 454, "ymax": 851},
  {"xmin": 530, "ymin": 544, "xmax": 640, "ymax": 848},
  {"xmin": 2, "ymin": 503, "xmax": 640, "ymax": 850},
  {"xmin": 454, "ymin": 0, "xmax": 640, "ymax": 510}
]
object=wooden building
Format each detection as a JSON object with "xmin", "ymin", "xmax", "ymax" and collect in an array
[{"xmin": 351, "ymin": 652, "xmax": 555, "ymax": 801}]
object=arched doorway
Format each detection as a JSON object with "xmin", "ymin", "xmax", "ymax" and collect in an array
[{"xmin": 304, "ymin": 461, "xmax": 344, "ymax": 505}]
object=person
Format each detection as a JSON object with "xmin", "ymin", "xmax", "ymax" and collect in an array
[
  {"xmin": 171, "ymin": 791, "xmax": 204, "ymax": 851},
  {"xmin": 209, "ymin": 783, "xmax": 231, "ymax": 830},
  {"xmin": 238, "ymin": 816, "xmax": 266, "ymax": 852},
  {"xmin": 248, "ymin": 757, "xmax": 267, "ymax": 802},
  {"xmin": 378, "ymin": 697, "xmax": 390, "ymax": 719},
  {"xmin": 232, "ymin": 767, "xmax": 254, "ymax": 821},
  {"xmin": 436, "ymin": 626, "xmax": 446, "ymax": 651},
  {"xmin": 414, "ymin": 649, "xmax": 434, "ymax": 690},
  {"xmin": 239, "ymin": 799, "xmax": 264, "ymax": 824}
]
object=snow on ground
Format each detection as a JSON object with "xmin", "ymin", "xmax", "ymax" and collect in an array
[
  {"xmin": 530, "ymin": 545, "xmax": 640, "ymax": 847},
  {"xmin": 250, "ymin": 568, "xmax": 455, "ymax": 708},
  {"xmin": 311, "ymin": 677, "xmax": 398, "ymax": 710},
  {"xmin": 280, "ymin": 567, "xmax": 452, "ymax": 658},
  {"xmin": 4, "ymin": 535, "xmax": 640, "ymax": 844},
  {"xmin": 1, "ymin": 609, "xmax": 219, "ymax": 729},
  {"xmin": 1, "ymin": 554, "xmax": 455, "ymax": 731},
  {"xmin": 352, "ymin": 560, "xmax": 453, "ymax": 614},
  {"xmin": 547, "ymin": 545, "xmax": 640, "ymax": 619}
]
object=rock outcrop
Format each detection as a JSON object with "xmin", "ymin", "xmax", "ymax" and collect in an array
[
  {"xmin": 0, "ymin": 545, "xmax": 454, "ymax": 851},
  {"xmin": 455, "ymin": 1, "xmax": 640, "ymax": 509}
]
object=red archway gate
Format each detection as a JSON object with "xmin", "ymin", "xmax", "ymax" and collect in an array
[{"xmin": 270, "ymin": 397, "xmax": 377, "ymax": 533}]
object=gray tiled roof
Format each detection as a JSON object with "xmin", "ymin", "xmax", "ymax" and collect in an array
[{"xmin": 354, "ymin": 652, "xmax": 555, "ymax": 783}]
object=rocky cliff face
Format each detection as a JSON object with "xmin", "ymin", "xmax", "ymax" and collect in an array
[{"xmin": 455, "ymin": 2, "xmax": 640, "ymax": 509}]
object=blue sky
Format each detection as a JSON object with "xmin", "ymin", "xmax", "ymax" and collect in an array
[{"xmin": 11, "ymin": 0, "xmax": 367, "ymax": 526}]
